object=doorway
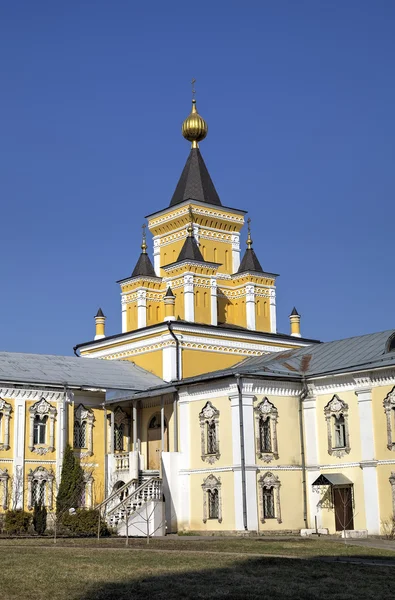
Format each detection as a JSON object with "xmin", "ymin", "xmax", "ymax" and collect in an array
[
  {"xmin": 333, "ymin": 485, "xmax": 354, "ymax": 531},
  {"xmin": 147, "ymin": 413, "xmax": 168, "ymax": 470}
]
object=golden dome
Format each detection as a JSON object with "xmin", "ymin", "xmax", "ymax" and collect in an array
[{"xmin": 182, "ymin": 99, "xmax": 208, "ymax": 148}]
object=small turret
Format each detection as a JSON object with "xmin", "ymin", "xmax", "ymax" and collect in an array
[
  {"xmin": 289, "ymin": 307, "xmax": 301, "ymax": 337},
  {"xmin": 163, "ymin": 287, "xmax": 176, "ymax": 322},
  {"xmin": 94, "ymin": 308, "xmax": 106, "ymax": 340}
]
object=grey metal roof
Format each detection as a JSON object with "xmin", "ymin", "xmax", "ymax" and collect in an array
[
  {"xmin": 177, "ymin": 235, "xmax": 205, "ymax": 262},
  {"xmin": 169, "ymin": 147, "xmax": 222, "ymax": 207},
  {"xmin": 236, "ymin": 329, "xmax": 395, "ymax": 378},
  {"xmin": 312, "ymin": 473, "xmax": 353, "ymax": 486},
  {"xmin": 0, "ymin": 352, "xmax": 163, "ymax": 390},
  {"xmin": 131, "ymin": 252, "xmax": 157, "ymax": 278},
  {"xmin": 237, "ymin": 247, "xmax": 264, "ymax": 275}
]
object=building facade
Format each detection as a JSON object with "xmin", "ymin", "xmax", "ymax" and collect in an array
[{"xmin": 1, "ymin": 95, "xmax": 394, "ymax": 537}]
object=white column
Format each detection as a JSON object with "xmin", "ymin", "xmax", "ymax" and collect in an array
[
  {"xmin": 162, "ymin": 333, "xmax": 181, "ymax": 382},
  {"xmin": 13, "ymin": 398, "xmax": 25, "ymax": 509},
  {"xmin": 210, "ymin": 278, "xmax": 218, "ymax": 326},
  {"xmin": 303, "ymin": 396, "xmax": 322, "ymax": 529},
  {"xmin": 229, "ymin": 391, "xmax": 258, "ymax": 532},
  {"xmin": 178, "ymin": 397, "xmax": 190, "ymax": 529},
  {"xmin": 153, "ymin": 238, "xmax": 161, "ymax": 277},
  {"xmin": 137, "ymin": 290, "xmax": 147, "ymax": 328},
  {"xmin": 356, "ymin": 387, "xmax": 380, "ymax": 534},
  {"xmin": 56, "ymin": 393, "xmax": 68, "ymax": 480},
  {"xmin": 245, "ymin": 284, "xmax": 256, "ymax": 331},
  {"xmin": 231, "ymin": 233, "xmax": 240, "ymax": 273},
  {"xmin": 121, "ymin": 296, "xmax": 127, "ymax": 333},
  {"xmin": 184, "ymin": 275, "xmax": 194, "ymax": 322},
  {"xmin": 269, "ymin": 288, "xmax": 277, "ymax": 333}
]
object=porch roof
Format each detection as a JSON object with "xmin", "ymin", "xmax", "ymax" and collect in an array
[{"xmin": 312, "ymin": 473, "xmax": 353, "ymax": 487}]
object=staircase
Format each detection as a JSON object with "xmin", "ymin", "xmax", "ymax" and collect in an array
[{"xmin": 97, "ymin": 475, "xmax": 163, "ymax": 536}]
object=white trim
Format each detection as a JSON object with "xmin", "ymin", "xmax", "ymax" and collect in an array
[
  {"xmin": 361, "ymin": 465, "xmax": 380, "ymax": 534},
  {"xmin": 231, "ymin": 232, "xmax": 240, "ymax": 273},
  {"xmin": 178, "ymin": 400, "xmax": 190, "ymax": 529},
  {"xmin": 137, "ymin": 290, "xmax": 147, "ymax": 328},
  {"xmin": 246, "ymin": 284, "xmax": 256, "ymax": 331},
  {"xmin": 12, "ymin": 398, "xmax": 25, "ymax": 509},
  {"xmin": 184, "ymin": 275, "xmax": 194, "ymax": 322},
  {"xmin": 153, "ymin": 239, "xmax": 161, "ymax": 277},
  {"xmin": 269, "ymin": 288, "xmax": 277, "ymax": 333},
  {"xmin": 121, "ymin": 300, "xmax": 127, "ymax": 333},
  {"xmin": 210, "ymin": 278, "xmax": 218, "ymax": 326}
]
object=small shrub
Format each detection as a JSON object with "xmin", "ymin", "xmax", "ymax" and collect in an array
[
  {"xmin": 61, "ymin": 509, "xmax": 110, "ymax": 537},
  {"xmin": 4, "ymin": 510, "xmax": 31, "ymax": 535},
  {"xmin": 33, "ymin": 502, "xmax": 47, "ymax": 535},
  {"xmin": 381, "ymin": 517, "xmax": 395, "ymax": 539}
]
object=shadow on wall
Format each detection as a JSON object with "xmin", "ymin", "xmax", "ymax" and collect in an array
[{"xmin": 78, "ymin": 555, "xmax": 394, "ymax": 600}]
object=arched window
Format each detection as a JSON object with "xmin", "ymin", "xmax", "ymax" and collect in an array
[
  {"xmin": 199, "ymin": 401, "xmax": 220, "ymax": 463},
  {"xmin": 33, "ymin": 416, "xmax": 47, "ymax": 445},
  {"xmin": 0, "ymin": 399, "xmax": 11, "ymax": 451},
  {"xmin": 259, "ymin": 472, "xmax": 282, "ymax": 523},
  {"xmin": 114, "ymin": 423, "xmax": 124, "ymax": 451},
  {"xmin": 74, "ymin": 421, "xmax": 87, "ymax": 449},
  {"xmin": 254, "ymin": 398, "xmax": 279, "ymax": 462},
  {"xmin": 259, "ymin": 417, "xmax": 272, "ymax": 453},
  {"xmin": 202, "ymin": 474, "xmax": 222, "ymax": 523},
  {"xmin": 32, "ymin": 479, "xmax": 46, "ymax": 505},
  {"xmin": 324, "ymin": 396, "xmax": 351, "ymax": 457},
  {"xmin": 74, "ymin": 404, "xmax": 95, "ymax": 455},
  {"xmin": 27, "ymin": 466, "xmax": 54, "ymax": 510},
  {"xmin": 383, "ymin": 386, "xmax": 395, "ymax": 450}
]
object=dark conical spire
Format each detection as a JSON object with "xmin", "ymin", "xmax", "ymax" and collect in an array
[
  {"xmin": 177, "ymin": 235, "xmax": 205, "ymax": 262},
  {"xmin": 165, "ymin": 286, "xmax": 175, "ymax": 298},
  {"xmin": 169, "ymin": 147, "xmax": 222, "ymax": 207},
  {"xmin": 95, "ymin": 308, "xmax": 105, "ymax": 318},
  {"xmin": 290, "ymin": 307, "xmax": 299, "ymax": 316},
  {"xmin": 131, "ymin": 253, "xmax": 157, "ymax": 278},
  {"xmin": 237, "ymin": 218, "xmax": 264, "ymax": 274}
]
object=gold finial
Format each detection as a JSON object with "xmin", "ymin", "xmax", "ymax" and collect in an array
[
  {"xmin": 182, "ymin": 79, "xmax": 208, "ymax": 148},
  {"xmin": 247, "ymin": 218, "xmax": 252, "ymax": 249},
  {"xmin": 141, "ymin": 223, "xmax": 147, "ymax": 253},
  {"xmin": 187, "ymin": 206, "xmax": 194, "ymax": 236}
]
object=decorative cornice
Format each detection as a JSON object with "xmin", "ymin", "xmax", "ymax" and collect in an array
[{"xmin": 0, "ymin": 388, "xmax": 65, "ymax": 402}]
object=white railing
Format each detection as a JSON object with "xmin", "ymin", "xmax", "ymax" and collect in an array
[
  {"xmin": 104, "ymin": 477, "xmax": 162, "ymax": 529},
  {"xmin": 115, "ymin": 452, "xmax": 130, "ymax": 472}
]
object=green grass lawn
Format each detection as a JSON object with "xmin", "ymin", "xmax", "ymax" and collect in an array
[{"xmin": 0, "ymin": 538, "xmax": 394, "ymax": 599}]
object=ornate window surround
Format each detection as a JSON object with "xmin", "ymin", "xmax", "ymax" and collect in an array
[
  {"xmin": 199, "ymin": 401, "xmax": 220, "ymax": 464},
  {"xmin": 29, "ymin": 398, "xmax": 57, "ymax": 454},
  {"xmin": 27, "ymin": 466, "xmax": 54, "ymax": 510},
  {"xmin": 0, "ymin": 399, "xmax": 12, "ymax": 451},
  {"xmin": 108, "ymin": 407, "xmax": 130, "ymax": 453},
  {"xmin": 390, "ymin": 472, "xmax": 395, "ymax": 517},
  {"xmin": 74, "ymin": 404, "xmax": 95, "ymax": 456},
  {"xmin": 254, "ymin": 397, "xmax": 279, "ymax": 463},
  {"xmin": 258, "ymin": 472, "xmax": 282, "ymax": 524},
  {"xmin": 324, "ymin": 395, "xmax": 351, "ymax": 458},
  {"xmin": 82, "ymin": 471, "xmax": 94, "ymax": 508},
  {"xmin": 202, "ymin": 474, "xmax": 222, "ymax": 523},
  {"xmin": 0, "ymin": 468, "xmax": 9, "ymax": 509},
  {"xmin": 383, "ymin": 387, "xmax": 395, "ymax": 450}
]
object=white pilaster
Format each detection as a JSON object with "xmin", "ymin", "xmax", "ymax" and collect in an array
[
  {"xmin": 210, "ymin": 278, "xmax": 218, "ymax": 326},
  {"xmin": 184, "ymin": 275, "xmax": 194, "ymax": 322},
  {"xmin": 231, "ymin": 233, "xmax": 240, "ymax": 273},
  {"xmin": 229, "ymin": 391, "xmax": 258, "ymax": 532},
  {"xmin": 137, "ymin": 290, "xmax": 147, "ymax": 328},
  {"xmin": 178, "ymin": 398, "xmax": 190, "ymax": 529},
  {"xmin": 269, "ymin": 288, "xmax": 277, "ymax": 333},
  {"xmin": 303, "ymin": 396, "xmax": 322, "ymax": 528},
  {"xmin": 153, "ymin": 238, "xmax": 161, "ymax": 277},
  {"xmin": 13, "ymin": 398, "xmax": 25, "ymax": 509},
  {"xmin": 56, "ymin": 392, "xmax": 70, "ymax": 480},
  {"xmin": 121, "ymin": 296, "xmax": 127, "ymax": 333},
  {"xmin": 356, "ymin": 388, "xmax": 380, "ymax": 534},
  {"xmin": 245, "ymin": 284, "xmax": 256, "ymax": 331}
]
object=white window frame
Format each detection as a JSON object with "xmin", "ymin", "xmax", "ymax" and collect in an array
[
  {"xmin": 0, "ymin": 399, "xmax": 12, "ymax": 451},
  {"xmin": 383, "ymin": 387, "xmax": 395, "ymax": 450},
  {"xmin": 324, "ymin": 395, "xmax": 351, "ymax": 458},
  {"xmin": 202, "ymin": 474, "xmax": 222, "ymax": 523},
  {"xmin": 254, "ymin": 398, "xmax": 279, "ymax": 463},
  {"xmin": 199, "ymin": 401, "xmax": 220, "ymax": 464},
  {"xmin": 74, "ymin": 404, "xmax": 95, "ymax": 456},
  {"xmin": 0, "ymin": 468, "xmax": 9, "ymax": 509},
  {"xmin": 258, "ymin": 472, "xmax": 282, "ymax": 524},
  {"xmin": 29, "ymin": 398, "xmax": 57, "ymax": 454},
  {"xmin": 27, "ymin": 466, "xmax": 54, "ymax": 510}
]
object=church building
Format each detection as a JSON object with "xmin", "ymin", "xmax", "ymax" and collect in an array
[{"xmin": 1, "ymin": 94, "xmax": 395, "ymax": 537}]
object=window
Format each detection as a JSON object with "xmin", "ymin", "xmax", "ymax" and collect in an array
[
  {"xmin": 0, "ymin": 399, "xmax": 12, "ymax": 451},
  {"xmin": 0, "ymin": 468, "xmax": 9, "ymax": 510},
  {"xmin": 199, "ymin": 401, "xmax": 220, "ymax": 464},
  {"xmin": 33, "ymin": 416, "xmax": 47, "ymax": 445},
  {"xmin": 334, "ymin": 415, "xmax": 346, "ymax": 448},
  {"xmin": 259, "ymin": 472, "xmax": 282, "ymax": 524},
  {"xmin": 208, "ymin": 489, "xmax": 219, "ymax": 519},
  {"xmin": 74, "ymin": 404, "xmax": 95, "ymax": 455},
  {"xmin": 260, "ymin": 418, "xmax": 272, "ymax": 453},
  {"xmin": 114, "ymin": 423, "xmax": 124, "ymax": 451},
  {"xmin": 390, "ymin": 472, "xmax": 395, "ymax": 517},
  {"xmin": 262, "ymin": 487, "xmax": 275, "ymax": 519},
  {"xmin": 29, "ymin": 398, "xmax": 57, "ymax": 454},
  {"xmin": 27, "ymin": 466, "xmax": 54, "ymax": 510},
  {"xmin": 254, "ymin": 398, "xmax": 279, "ymax": 462},
  {"xmin": 383, "ymin": 387, "xmax": 395, "ymax": 451},
  {"xmin": 324, "ymin": 395, "xmax": 350, "ymax": 457},
  {"xmin": 202, "ymin": 474, "xmax": 222, "ymax": 523}
]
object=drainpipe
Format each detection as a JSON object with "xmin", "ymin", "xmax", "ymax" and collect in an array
[
  {"xmin": 167, "ymin": 321, "xmax": 181, "ymax": 381},
  {"xmin": 235, "ymin": 375, "xmax": 248, "ymax": 531},
  {"xmin": 299, "ymin": 376, "xmax": 308, "ymax": 529}
]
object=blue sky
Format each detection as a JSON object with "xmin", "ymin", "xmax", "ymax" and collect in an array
[{"xmin": 1, "ymin": 1, "xmax": 394, "ymax": 355}]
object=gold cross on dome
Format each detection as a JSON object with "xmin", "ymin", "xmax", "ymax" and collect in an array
[{"xmin": 191, "ymin": 78, "xmax": 196, "ymax": 99}]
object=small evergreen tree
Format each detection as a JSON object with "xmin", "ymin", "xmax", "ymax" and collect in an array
[
  {"xmin": 56, "ymin": 444, "xmax": 85, "ymax": 515},
  {"xmin": 33, "ymin": 502, "xmax": 47, "ymax": 535}
]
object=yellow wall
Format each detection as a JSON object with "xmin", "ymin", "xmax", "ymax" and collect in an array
[
  {"xmin": 189, "ymin": 471, "xmax": 236, "ymax": 531},
  {"xmin": 181, "ymin": 349, "xmax": 246, "ymax": 379},
  {"xmin": 129, "ymin": 351, "xmax": 163, "ymax": 378}
]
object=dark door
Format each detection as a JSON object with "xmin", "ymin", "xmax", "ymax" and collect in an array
[{"xmin": 333, "ymin": 485, "xmax": 354, "ymax": 531}]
